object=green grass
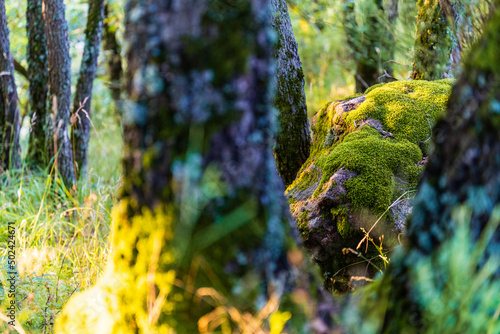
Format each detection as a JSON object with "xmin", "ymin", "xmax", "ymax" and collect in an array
[
  {"xmin": 0, "ymin": 73, "xmax": 121, "ymax": 333},
  {"xmin": 0, "ymin": 167, "xmax": 119, "ymax": 334}
]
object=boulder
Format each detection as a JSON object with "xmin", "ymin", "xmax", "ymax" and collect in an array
[{"xmin": 286, "ymin": 79, "xmax": 454, "ymax": 291}]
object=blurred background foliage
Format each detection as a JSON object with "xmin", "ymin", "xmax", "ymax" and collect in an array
[{"xmin": 287, "ymin": 0, "xmax": 418, "ymax": 115}]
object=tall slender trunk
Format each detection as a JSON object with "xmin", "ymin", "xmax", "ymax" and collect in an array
[
  {"xmin": 43, "ymin": 0, "xmax": 75, "ymax": 186},
  {"xmin": 0, "ymin": 0, "xmax": 21, "ymax": 171},
  {"xmin": 55, "ymin": 1, "xmax": 334, "ymax": 332},
  {"xmin": 410, "ymin": 0, "xmax": 451, "ymax": 80},
  {"xmin": 72, "ymin": 0, "xmax": 105, "ymax": 179},
  {"xmin": 26, "ymin": 0, "xmax": 49, "ymax": 167},
  {"xmin": 271, "ymin": 0, "xmax": 310, "ymax": 187},
  {"xmin": 102, "ymin": 3, "xmax": 123, "ymax": 114}
]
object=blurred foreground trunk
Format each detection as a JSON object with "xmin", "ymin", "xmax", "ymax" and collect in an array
[
  {"xmin": 0, "ymin": 0, "xmax": 21, "ymax": 171},
  {"xmin": 55, "ymin": 1, "xmax": 335, "ymax": 333}
]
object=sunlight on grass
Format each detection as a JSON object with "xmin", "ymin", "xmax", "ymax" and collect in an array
[{"xmin": 0, "ymin": 169, "xmax": 118, "ymax": 333}]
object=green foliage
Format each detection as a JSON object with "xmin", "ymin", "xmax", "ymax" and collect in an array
[
  {"xmin": 345, "ymin": 205, "xmax": 500, "ymax": 333},
  {"xmin": 288, "ymin": 0, "xmax": 418, "ymax": 114},
  {"xmin": 0, "ymin": 168, "xmax": 118, "ymax": 333}
]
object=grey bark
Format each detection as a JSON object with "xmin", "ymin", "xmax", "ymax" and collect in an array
[
  {"xmin": 26, "ymin": 0, "xmax": 49, "ymax": 167},
  {"xmin": 271, "ymin": 0, "xmax": 311, "ymax": 187},
  {"xmin": 102, "ymin": 3, "xmax": 123, "ymax": 114},
  {"xmin": 55, "ymin": 0, "xmax": 336, "ymax": 332},
  {"xmin": 43, "ymin": 0, "xmax": 75, "ymax": 186},
  {"xmin": 72, "ymin": 0, "xmax": 105, "ymax": 179},
  {"xmin": 0, "ymin": 0, "xmax": 21, "ymax": 171}
]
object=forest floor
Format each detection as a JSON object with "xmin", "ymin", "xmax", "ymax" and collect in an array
[{"xmin": 0, "ymin": 98, "xmax": 122, "ymax": 333}]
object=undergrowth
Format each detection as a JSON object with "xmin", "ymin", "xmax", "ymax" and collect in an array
[{"xmin": 0, "ymin": 168, "xmax": 119, "ymax": 334}]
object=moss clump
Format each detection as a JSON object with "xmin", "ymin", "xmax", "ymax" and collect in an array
[
  {"xmin": 344, "ymin": 80, "xmax": 453, "ymax": 144},
  {"xmin": 315, "ymin": 126, "xmax": 422, "ymax": 214},
  {"xmin": 332, "ymin": 205, "xmax": 351, "ymax": 238}
]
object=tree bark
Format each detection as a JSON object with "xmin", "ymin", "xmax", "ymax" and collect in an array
[
  {"xmin": 342, "ymin": 0, "xmax": 394, "ymax": 93},
  {"xmin": 26, "ymin": 0, "xmax": 49, "ymax": 167},
  {"xmin": 55, "ymin": 1, "xmax": 332, "ymax": 333},
  {"xmin": 72, "ymin": 0, "xmax": 105, "ymax": 179},
  {"xmin": 410, "ymin": 0, "xmax": 451, "ymax": 80},
  {"xmin": 0, "ymin": 0, "xmax": 21, "ymax": 171},
  {"xmin": 271, "ymin": 0, "xmax": 310, "ymax": 187},
  {"xmin": 350, "ymin": 3, "xmax": 500, "ymax": 332},
  {"xmin": 43, "ymin": 0, "xmax": 75, "ymax": 186},
  {"xmin": 102, "ymin": 3, "xmax": 123, "ymax": 114}
]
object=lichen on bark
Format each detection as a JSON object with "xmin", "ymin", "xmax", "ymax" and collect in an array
[
  {"xmin": 410, "ymin": 0, "xmax": 451, "ymax": 80},
  {"xmin": 72, "ymin": 0, "xmax": 106, "ymax": 179},
  {"xmin": 26, "ymin": 0, "xmax": 49, "ymax": 167},
  {"xmin": 0, "ymin": 0, "xmax": 21, "ymax": 171},
  {"xmin": 271, "ymin": 0, "xmax": 311, "ymax": 187},
  {"xmin": 55, "ymin": 1, "xmax": 326, "ymax": 332},
  {"xmin": 43, "ymin": 0, "xmax": 76, "ymax": 186}
]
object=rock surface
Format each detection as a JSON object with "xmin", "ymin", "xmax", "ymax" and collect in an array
[{"xmin": 286, "ymin": 79, "xmax": 453, "ymax": 291}]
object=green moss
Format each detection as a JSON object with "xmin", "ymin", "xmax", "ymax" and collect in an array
[
  {"xmin": 315, "ymin": 127, "xmax": 422, "ymax": 214},
  {"xmin": 364, "ymin": 82, "xmax": 386, "ymax": 94},
  {"xmin": 332, "ymin": 205, "xmax": 351, "ymax": 238},
  {"xmin": 344, "ymin": 80, "xmax": 452, "ymax": 144},
  {"xmin": 297, "ymin": 209, "xmax": 310, "ymax": 238}
]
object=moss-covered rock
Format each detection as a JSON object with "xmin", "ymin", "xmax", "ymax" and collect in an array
[{"xmin": 286, "ymin": 79, "xmax": 453, "ymax": 291}]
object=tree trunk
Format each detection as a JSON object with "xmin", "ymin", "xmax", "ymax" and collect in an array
[
  {"xmin": 43, "ymin": 0, "xmax": 75, "ymax": 186},
  {"xmin": 410, "ymin": 0, "xmax": 451, "ymax": 80},
  {"xmin": 26, "ymin": 0, "xmax": 49, "ymax": 167},
  {"xmin": 55, "ymin": 1, "xmax": 332, "ymax": 333},
  {"xmin": 271, "ymin": 0, "xmax": 310, "ymax": 187},
  {"xmin": 72, "ymin": 0, "xmax": 105, "ymax": 179},
  {"xmin": 0, "ymin": 0, "xmax": 21, "ymax": 171},
  {"xmin": 349, "ymin": 3, "xmax": 500, "ymax": 333},
  {"xmin": 342, "ymin": 0, "xmax": 394, "ymax": 93},
  {"xmin": 102, "ymin": 3, "xmax": 123, "ymax": 114}
]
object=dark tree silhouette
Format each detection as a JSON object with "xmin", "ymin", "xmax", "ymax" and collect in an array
[
  {"xmin": 271, "ymin": 0, "xmax": 311, "ymax": 186},
  {"xmin": 0, "ymin": 0, "xmax": 21, "ymax": 171},
  {"xmin": 72, "ymin": 0, "xmax": 106, "ymax": 178},
  {"xmin": 43, "ymin": 0, "xmax": 76, "ymax": 185},
  {"xmin": 26, "ymin": 0, "xmax": 49, "ymax": 167}
]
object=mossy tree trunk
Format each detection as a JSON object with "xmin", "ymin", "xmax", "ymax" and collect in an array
[
  {"xmin": 102, "ymin": 2, "xmax": 123, "ymax": 115},
  {"xmin": 342, "ymin": 0, "xmax": 394, "ymax": 93},
  {"xmin": 0, "ymin": 0, "xmax": 21, "ymax": 171},
  {"xmin": 410, "ymin": 0, "xmax": 451, "ymax": 80},
  {"xmin": 351, "ymin": 3, "xmax": 500, "ymax": 332},
  {"xmin": 43, "ymin": 0, "xmax": 76, "ymax": 186},
  {"xmin": 55, "ymin": 1, "xmax": 332, "ymax": 333},
  {"xmin": 26, "ymin": 0, "xmax": 49, "ymax": 167},
  {"xmin": 271, "ymin": 0, "xmax": 310, "ymax": 187},
  {"xmin": 72, "ymin": 0, "xmax": 105, "ymax": 179}
]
